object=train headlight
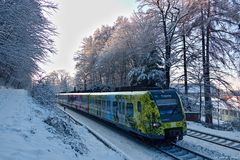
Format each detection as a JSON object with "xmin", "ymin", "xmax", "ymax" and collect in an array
[{"xmin": 153, "ymin": 122, "xmax": 161, "ymax": 128}]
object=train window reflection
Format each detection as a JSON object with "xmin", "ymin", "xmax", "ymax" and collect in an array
[
  {"xmin": 156, "ymin": 99, "xmax": 177, "ymax": 106},
  {"xmin": 127, "ymin": 103, "xmax": 133, "ymax": 117}
]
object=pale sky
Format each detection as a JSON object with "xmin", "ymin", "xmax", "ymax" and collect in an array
[{"xmin": 42, "ymin": 0, "xmax": 137, "ymax": 75}]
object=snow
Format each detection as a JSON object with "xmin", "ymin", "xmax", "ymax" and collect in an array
[
  {"xmin": 2, "ymin": 88, "xmax": 240, "ymax": 160},
  {"xmin": 187, "ymin": 121, "xmax": 240, "ymax": 140},
  {"xmin": 0, "ymin": 88, "xmax": 124, "ymax": 160},
  {"xmin": 177, "ymin": 121, "xmax": 240, "ymax": 159},
  {"xmin": 58, "ymin": 105, "xmax": 169, "ymax": 160},
  {"xmin": 61, "ymin": 104, "xmax": 240, "ymax": 160},
  {"xmin": 178, "ymin": 136, "xmax": 239, "ymax": 160}
]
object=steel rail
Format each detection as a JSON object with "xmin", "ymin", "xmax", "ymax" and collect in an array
[
  {"xmin": 187, "ymin": 129, "xmax": 240, "ymax": 152},
  {"xmin": 59, "ymin": 102, "xmax": 215, "ymax": 160},
  {"xmin": 156, "ymin": 142, "xmax": 213, "ymax": 160}
]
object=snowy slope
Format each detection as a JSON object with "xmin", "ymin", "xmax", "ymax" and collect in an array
[{"xmin": 0, "ymin": 88, "xmax": 124, "ymax": 160}]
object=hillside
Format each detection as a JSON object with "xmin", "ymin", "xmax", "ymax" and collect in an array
[{"xmin": 0, "ymin": 88, "xmax": 124, "ymax": 160}]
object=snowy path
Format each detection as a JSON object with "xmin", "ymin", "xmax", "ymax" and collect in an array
[
  {"xmin": 0, "ymin": 88, "xmax": 125, "ymax": 160},
  {"xmin": 57, "ymin": 105, "xmax": 170, "ymax": 160}
]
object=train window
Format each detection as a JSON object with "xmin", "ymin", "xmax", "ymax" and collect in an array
[
  {"xmin": 102, "ymin": 100, "xmax": 106, "ymax": 110},
  {"xmin": 107, "ymin": 101, "xmax": 110, "ymax": 111},
  {"xmin": 82, "ymin": 96, "xmax": 85, "ymax": 103},
  {"xmin": 118, "ymin": 102, "xmax": 122, "ymax": 113},
  {"xmin": 113, "ymin": 101, "xmax": 118, "ymax": 107},
  {"xmin": 83, "ymin": 96, "xmax": 88, "ymax": 105},
  {"xmin": 97, "ymin": 100, "xmax": 101, "ymax": 106},
  {"xmin": 137, "ymin": 101, "xmax": 142, "ymax": 112},
  {"xmin": 122, "ymin": 102, "xmax": 125, "ymax": 114},
  {"xmin": 67, "ymin": 95, "xmax": 71, "ymax": 102},
  {"xmin": 156, "ymin": 99, "xmax": 177, "ymax": 106},
  {"xmin": 118, "ymin": 102, "xmax": 125, "ymax": 114},
  {"xmin": 127, "ymin": 103, "xmax": 133, "ymax": 117},
  {"xmin": 68, "ymin": 96, "xmax": 75, "ymax": 102},
  {"xmin": 90, "ymin": 97, "xmax": 94, "ymax": 106},
  {"xmin": 113, "ymin": 101, "xmax": 118, "ymax": 114},
  {"xmin": 76, "ymin": 96, "xmax": 81, "ymax": 101}
]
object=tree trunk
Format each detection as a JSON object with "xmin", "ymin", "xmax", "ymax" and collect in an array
[
  {"xmin": 204, "ymin": 0, "xmax": 213, "ymax": 125},
  {"xmin": 201, "ymin": 5, "xmax": 206, "ymax": 121},
  {"xmin": 84, "ymin": 78, "xmax": 87, "ymax": 91},
  {"xmin": 183, "ymin": 34, "xmax": 188, "ymax": 95},
  {"xmin": 199, "ymin": 81, "xmax": 202, "ymax": 118},
  {"xmin": 165, "ymin": 46, "xmax": 171, "ymax": 89},
  {"xmin": 201, "ymin": 1, "xmax": 213, "ymax": 125},
  {"xmin": 162, "ymin": 16, "xmax": 171, "ymax": 89}
]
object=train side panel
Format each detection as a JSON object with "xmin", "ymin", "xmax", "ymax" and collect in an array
[{"xmin": 57, "ymin": 90, "xmax": 186, "ymax": 140}]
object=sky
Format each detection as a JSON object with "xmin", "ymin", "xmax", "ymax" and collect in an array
[
  {"xmin": 42, "ymin": 0, "xmax": 137, "ymax": 76},
  {"xmin": 40, "ymin": 0, "xmax": 240, "ymax": 89}
]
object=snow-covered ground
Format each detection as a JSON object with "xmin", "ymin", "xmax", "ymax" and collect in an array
[
  {"xmin": 58, "ymin": 105, "xmax": 240, "ymax": 160},
  {"xmin": 177, "ymin": 121, "xmax": 240, "ymax": 160},
  {"xmin": 58, "ymin": 105, "xmax": 169, "ymax": 160},
  {"xmin": 0, "ymin": 88, "xmax": 125, "ymax": 160},
  {"xmin": 187, "ymin": 121, "xmax": 240, "ymax": 140},
  {"xmin": 1, "ymin": 88, "xmax": 240, "ymax": 160},
  {"xmin": 58, "ymin": 103, "xmax": 240, "ymax": 160}
]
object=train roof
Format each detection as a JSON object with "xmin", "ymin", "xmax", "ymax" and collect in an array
[
  {"xmin": 58, "ymin": 89, "xmax": 177, "ymax": 96},
  {"xmin": 57, "ymin": 91, "xmax": 149, "ymax": 96}
]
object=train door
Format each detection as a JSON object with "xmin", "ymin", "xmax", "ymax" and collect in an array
[
  {"xmin": 118, "ymin": 98, "xmax": 126, "ymax": 125},
  {"xmin": 113, "ymin": 101, "xmax": 119, "ymax": 123},
  {"xmin": 82, "ymin": 95, "xmax": 88, "ymax": 112},
  {"xmin": 105, "ymin": 96, "xmax": 112, "ymax": 121},
  {"xmin": 77, "ymin": 95, "xmax": 81, "ymax": 110},
  {"xmin": 101, "ymin": 99, "xmax": 106, "ymax": 118},
  {"xmin": 96, "ymin": 96, "xmax": 102, "ymax": 117},
  {"xmin": 89, "ymin": 95, "xmax": 95, "ymax": 115},
  {"xmin": 126, "ymin": 102, "xmax": 134, "ymax": 127}
]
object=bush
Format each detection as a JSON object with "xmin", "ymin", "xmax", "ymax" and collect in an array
[{"xmin": 32, "ymin": 82, "xmax": 57, "ymax": 106}]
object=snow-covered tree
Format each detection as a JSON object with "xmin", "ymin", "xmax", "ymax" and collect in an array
[
  {"xmin": 137, "ymin": 0, "xmax": 194, "ymax": 89},
  {"xmin": 45, "ymin": 70, "xmax": 73, "ymax": 92},
  {"xmin": 74, "ymin": 25, "xmax": 114, "ymax": 90},
  {"xmin": 186, "ymin": 0, "xmax": 240, "ymax": 125},
  {"xmin": 0, "ymin": 0, "xmax": 56, "ymax": 89},
  {"xmin": 32, "ymin": 70, "xmax": 73, "ymax": 105},
  {"xmin": 31, "ymin": 74, "xmax": 57, "ymax": 106},
  {"xmin": 128, "ymin": 50, "xmax": 165, "ymax": 87},
  {"xmin": 73, "ymin": 1, "xmax": 240, "ymax": 127}
]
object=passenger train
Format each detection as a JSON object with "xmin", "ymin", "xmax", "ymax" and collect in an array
[{"xmin": 57, "ymin": 89, "xmax": 187, "ymax": 141}]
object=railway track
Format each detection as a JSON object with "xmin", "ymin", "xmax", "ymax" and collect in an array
[
  {"xmin": 59, "ymin": 105, "xmax": 217, "ymax": 160},
  {"xmin": 187, "ymin": 129, "xmax": 240, "ymax": 152},
  {"xmin": 156, "ymin": 143, "xmax": 213, "ymax": 160}
]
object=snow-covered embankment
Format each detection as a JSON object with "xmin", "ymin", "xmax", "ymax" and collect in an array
[{"xmin": 0, "ymin": 88, "xmax": 124, "ymax": 160}]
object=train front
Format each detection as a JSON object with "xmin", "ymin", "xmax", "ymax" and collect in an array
[{"xmin": 149, "ymin": 90, "xmax": 187, "ymax": 141}]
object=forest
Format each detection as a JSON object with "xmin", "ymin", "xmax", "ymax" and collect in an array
[
  {"xmin": 73, "ymin": 0, "xmax": 240, "ymax": 125},
  {"xmin": 1, "ymin": 0, "xmax": 240, "ymax": 125}
]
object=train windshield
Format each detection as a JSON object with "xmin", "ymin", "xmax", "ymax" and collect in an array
[{"xmin": 151, "ymin": 91, "xmax": 183, "ymax": 122}]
